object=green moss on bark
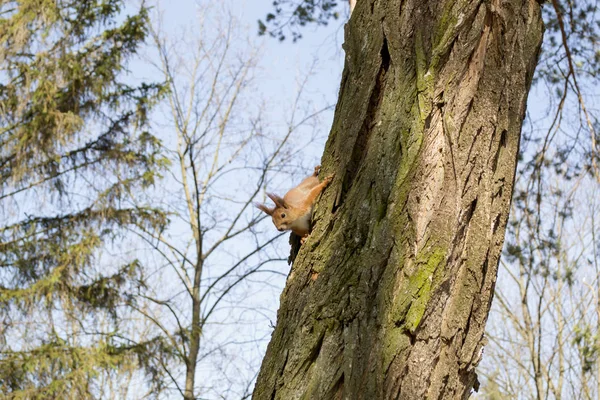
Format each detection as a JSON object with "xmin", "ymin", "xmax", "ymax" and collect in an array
[{"xmin": 404, "ymin": 248, "xmax": 446, "ymax": 332}]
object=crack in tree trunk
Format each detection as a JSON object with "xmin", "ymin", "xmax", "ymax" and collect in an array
[{"xmin": 254, "ymin": 0, "xmax": 544, "ymax": 399}]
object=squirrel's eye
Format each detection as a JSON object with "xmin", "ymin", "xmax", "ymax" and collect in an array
[{"xmin": 281, "ymin": 213, "xmax": 286, "ymax": 218}]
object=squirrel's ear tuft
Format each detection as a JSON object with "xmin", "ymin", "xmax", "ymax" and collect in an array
[
  {"xmin": 255, "ymin": 203, "xmax": 274, "ymax": 215},
  {"xmin": 267, "ymin": 193, "xmax": 287, "ymax": 209}
]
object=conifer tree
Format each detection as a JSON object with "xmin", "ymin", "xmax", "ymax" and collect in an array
[{"xmin": 0, "ymin": 1, "xmax": 168, "ymax": 397}]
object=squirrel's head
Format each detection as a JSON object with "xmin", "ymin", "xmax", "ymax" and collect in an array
[{"xmin": 255, "ymin": 193, "xmax": 295, "ymax": 232}]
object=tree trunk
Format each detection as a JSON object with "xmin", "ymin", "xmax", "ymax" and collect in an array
[{"xmin": 254, "ymin": 0, "xmax": 543, "ymax": 399}]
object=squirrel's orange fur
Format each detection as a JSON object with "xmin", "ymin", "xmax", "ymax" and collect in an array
[{"xmin": 256, "ymin": 166, "xmax": 334, "ymax": 243}]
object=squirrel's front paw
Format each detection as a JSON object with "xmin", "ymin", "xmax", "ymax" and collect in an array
[
  {"xmin": 323, "ymin": 174, "xmax": 334, "ymax": 185},
  {"xmin": 300, "ymin": 234, "xmax": 310, "ymax": 245},
  {"xmin": 313, "ymin": 165, "xmax": 321, "ymax": 176}
]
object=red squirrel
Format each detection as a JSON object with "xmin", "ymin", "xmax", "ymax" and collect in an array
[{"xmin": 256, "ymin": 166, "xmax": 334, "ymax": 243}]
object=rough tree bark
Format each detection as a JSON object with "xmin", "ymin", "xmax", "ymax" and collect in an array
[{"xmin": 254, "ymin": 0, "xmax": 543, "ymax": 399}]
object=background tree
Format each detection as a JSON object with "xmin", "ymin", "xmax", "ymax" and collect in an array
[
  {"xmin": 0, "ymin": 0, "xmax": 168, "ymax": 397},
  {"xmin": 258, "ymin": 0, "xmax": 343, "ymax": 42},
  {"xmin": 254, "ymin": 0, "xmax": 544, "ymax": 399}
]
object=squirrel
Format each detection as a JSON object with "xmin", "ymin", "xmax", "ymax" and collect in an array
[{"xmin": 256, "ymin": 166, "xmax": 334, "ymax": 244}]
